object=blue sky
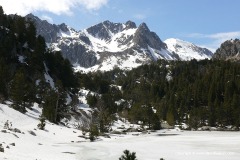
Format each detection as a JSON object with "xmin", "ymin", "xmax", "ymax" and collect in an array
[{"xmin": 1, "ymin": 0, "xmax": 240, "ymax": 51}]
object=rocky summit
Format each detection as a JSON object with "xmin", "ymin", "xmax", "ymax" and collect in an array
[{"xmin": 212, "ymin": 39, "xmax": 240, "ymax": 61}]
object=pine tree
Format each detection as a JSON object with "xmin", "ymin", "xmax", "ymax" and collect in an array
[
  {"xmin": 10, "ymin": 69, "xmax": 27, "ymax": 113},
  {"xmin": 232, "ymin": 93, "xmax": 240, "ymax": 129},
  {"xmin": 0, "ymin": 6, "xmax": 5, "ymax": 26},
  {"xmin": 0, "ymin": 59, "xmax": 8, "ymax": 101},
  {"xmin": 89, "ymin": 124, "xmax": 99, "ymax": 142},
  {"xmin": 42, "ymin": 89, "xmax": 58, "ymax": 123},
  {"xmin": 166, "ymin": 109, "xmax": 175, "ymax": 126},
  {"xmin": 42, "ymin": 81, "xmax": 68, "ymax": 123},
  {"xmin": 119, "ymin": 150, "xmax": 137, "ymax": 160},
  {"xmin": 26, "ymin": 21, "xmax": 36, "ymax": 49}
]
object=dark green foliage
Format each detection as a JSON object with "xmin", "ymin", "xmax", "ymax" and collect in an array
[
  {"xmin": 42, "ymin": 82, "xmax": 68, "ymax": 123},
  {"xmin": 166, "ymin": 109, "xmax": 175, "ymax": 126},
  {"xmin": 9, "ymin": 69, "xmax": 28, "ymax": 113},
  {"xmin": 110, "ymin": 60, "xmax": 240, "ymax": 128},
  {"xmin": 25, "ymin": 20, "xmax": 36, "ymax": 49},
  {"xmin": 45, "ymin": 51, "xmax": 78, "ymax": 89},
  {"xmin": 129, "ymin": 104, "xmax": 160, "ymax": 130},
  {"xmin": 42, "ymin": 89, "xmax": 58, "ymax": 123},
  {"xmin": 0, "ymin": 58, "xmax": 9, "ymax": 100},
  {"xmin": 77, "ymin": 72, "xmax": 110, "ymax": 94},
  {"xmin": 89, "ymin": 124, "xmax": 99, "ymax": 142},
  {"xmin": 95, "ymin": 96, "xmax": 114, "ymax": 133},
  {"xmin": 119, "ymin": 150, "xmax": 137, "ymax": 160},
  {"xmin": 86, "ymin": 94, "xmax": 98, "ymax": 107},
  {"xmin": 77, "ymin": 59, "xmax": 240, "ymax": 129},
  {"xmin": 152, "ymin": 113, "xmax": 161, "ymax": 130}
]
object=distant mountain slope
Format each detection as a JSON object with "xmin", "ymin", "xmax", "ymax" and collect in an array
[
  {"xmin": 164, "ymin": 38, "xmax": 213, "ymax": 61},
  {"xmin": 212, "ymin": 39, "xmax": 240, "ymax": 61},
  {"xmin": 26, "ymin": 14, "xmax": 179, "ymax": 72}
]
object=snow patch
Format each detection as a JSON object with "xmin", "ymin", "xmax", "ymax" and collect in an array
[
  {"xmin": 43, "ymin": 63, "xmax": 55, "ymax": 88},
  {"xmin": 18, "ymin": 55, "xmax": 25, "ymax": 63}
]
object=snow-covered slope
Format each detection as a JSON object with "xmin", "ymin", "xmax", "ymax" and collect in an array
[
  {"xmin": 0, "ymin": 103, "xmax": 85, "ymax": 160},
  {"xmin": 165, "ymin": 38, "xmax": 213, "ymax": 61}
]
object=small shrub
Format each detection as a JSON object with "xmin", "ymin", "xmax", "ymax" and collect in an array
[
  {"xmin": 89, "ymin": 124, "xmax": 99, "ymax": 142},
  {"xmin": 3, "ymin": 120, "xmax": 11, "ymax": 130},
  {"xmin": 37, "ymin": 115, "xmax": 46, "ymax": 130},
  {"xmin": 0, "ymin": 146, "xmax": 4, "ymax": 152}
]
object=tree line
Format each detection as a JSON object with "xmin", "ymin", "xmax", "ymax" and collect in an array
[
  {"xmin": 0, "ymin": 6, "xmax": 78, "ymax": 123},
  {"xmin": 79, "ymin": 59, "xmax": 240, "ymax": 130}
]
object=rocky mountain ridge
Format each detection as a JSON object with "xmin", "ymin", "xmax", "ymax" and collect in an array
[
  {"xmin": 26, "ymin": 14, "xmax": 214, "ymax": 72},
  {"xmin": 212, "ymin": 39, "xmax": 240, "ymax": 61}
]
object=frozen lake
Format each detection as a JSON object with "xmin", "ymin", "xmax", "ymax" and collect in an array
[
  {"xmin": 75, "ymin": 130, "xmax": 240, "ymax": 160},
  {"xmin": 0, "ymin": 104, "xmax": 239, "ymax": 160}
]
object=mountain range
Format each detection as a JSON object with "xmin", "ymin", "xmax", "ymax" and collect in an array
[{"xmin": 26, "ymin": 14, "xmax": 213, "ymax": 72}]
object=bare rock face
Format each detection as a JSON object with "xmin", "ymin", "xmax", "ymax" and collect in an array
[
  {"xmin": 133, "ymin": 23, "xmax": 167, "ymax": 50},
  {"xmin": 26, "ymin": 14, "xmax": 59, "ymax": 43},
  {"xmin": 56, "ymin": 40, "xmax": 97, "ymax": 68},
  {"xmin": 87, "ymin": 20, "xmax": 122, "ymax": 41},
  {"xmin": 125, "ymin": 20, "xmax": 137, "ymax": 30},
  {"xmin": 213, "ymin": 39, "xmax": 240, "ymax": 61}
]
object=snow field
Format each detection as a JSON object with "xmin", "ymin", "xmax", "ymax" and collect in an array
[{"xmin": 75, "ymin": 130, "xmax": 240, "ymax": 160}]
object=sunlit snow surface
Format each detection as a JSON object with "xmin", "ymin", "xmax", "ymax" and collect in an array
[
  {"xmin": 75, "ymin": 130, "xmax": 240, "ymax": 160},
  {"xmin": 74, "ymin": 50, "xmax": 148, "ymax": 73},
  {"xmin": 165, "ymin": 38, "xmax": 212, "ymax": 61},
  {"xmin": 83, "ymin": 28, "xmax": 137, "ymax": 53},
  {"xmin": 0, "ymin": 103, "xmax": 240, "ymax": 160}
]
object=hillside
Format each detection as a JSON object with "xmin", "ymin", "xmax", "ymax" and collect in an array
[{"xmin": 0, "ymin": 7, "xmax": 78, "ymax": 123}]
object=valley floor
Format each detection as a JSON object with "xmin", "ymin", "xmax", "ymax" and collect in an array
[{"xmin": 0, "ymin": 104, "xmax": 240, "ymax": 160}]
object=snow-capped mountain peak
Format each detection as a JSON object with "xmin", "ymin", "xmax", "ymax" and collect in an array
[
  {"xmin": 27, "ymin": 14, "xmax": 178, "ymax": 72},
  {"xmin": 165, "ymin": 38, "xmax": 213, "ymax": 61},
  {"xmin": 27, "ymin": 14, "xmax": 212, "ymax": 72}
]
